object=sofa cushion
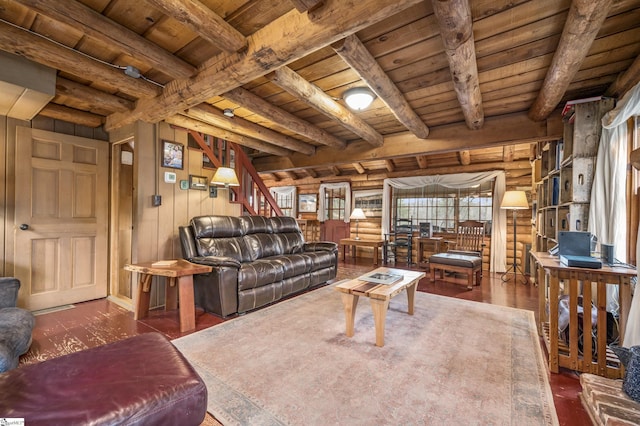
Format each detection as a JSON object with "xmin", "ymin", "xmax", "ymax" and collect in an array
[
  {"xmin": 239, "ymin": 216, "xmax": 273, "ymax": 234},
  {"xmin": 274, "ymin": 233, "xmax": 305, "ymax": 254},
  {"xmin": 430, "ymin": 252, "xmax": 482, "ymax": 268},
  {"xmin": 238, "ymin": 260, "xmax": 284, "ymax": 290},
  {"xmin": 268, "ymin": 254, "xmax": 312, "ymax": 278},
  {"xmin": 269, "ymin": 216, "xmax": 300, "ymax": 234},
  {"xmin": 243, "ymin": 233, "xmax": 283, "ymax": 260},
  {"xmin": 195, "ymin": 236, "xmax": 249, "ymax": 263},
  {"xmin": 192, "ymin": 215, "xmax": 243, "ymax": 238},
  {"xmin": 302, "ymin": 251, "xmax": 337, "ymax": 271},
  {"xmin": 0, "ymin": 307, "xmax": 35, "ymax": 372}
]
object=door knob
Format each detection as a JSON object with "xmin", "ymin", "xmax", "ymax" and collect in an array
[{"xmin": 19, "ymin": 224, "xmax": 29, "ymax": 230}]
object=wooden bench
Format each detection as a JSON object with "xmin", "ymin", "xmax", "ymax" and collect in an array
[
  {"xmin": 581, "ymin": 373, "xmax": 640, "ymax": 425},
  {"xmin": 429, "ymin": 252, "xmax": 482, "ymax": 290}
]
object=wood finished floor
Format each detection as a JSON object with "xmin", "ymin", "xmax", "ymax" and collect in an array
[{"xmin": 20, "ymin": 257, "xmax": 590, "ymax": 426}]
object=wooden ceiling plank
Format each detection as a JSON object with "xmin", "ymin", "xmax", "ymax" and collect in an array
[
  {"xmin": 17, "ymin": 0, "xmax": 196, "ymax": 79},
  {"xmin": 166, "ymin": 114, "xmax": 294, "ymax": 157},
  {"xmin": 288, "ymin": 0, "xmax": 326, "ymax": 13},
  {"xmin": 0, "ymin": 21, "xmax": 161, "ymax": 99},
  {"xmin": 416, "ymin": 155, "xmax": 428, "ymax": 169},
  {"xmin": 385, "ymin": 159, "xmax": 395, "ymax": 172},
  {"xmin": 306, "ymin": 168, "xmax": 318, "ymax": 178},
  {"xmin": 432, "ymin": 0, "xmax": 484, "ymax": 130},
  {"xmin": 330, "ymin": 165, "xmax": 341, "ymax": 176},
  {"xmin": 39, "ymin": 103, "xmax": 103, "ymax": 127},
  {"xmin": 332, "ymin": 35, "xmax": 430, "ymax": 138},
  {"xmin": 267, "ymin": 66, "xmax": 384, "ymax": 146},
  {"xmin": 105, "ymin": 0, "xmax": 422, "ymax": 131},
  {"xmin": 56, "ymin": 77, "xmax": 134, "ymax": 113},
  {"xmin": 528, "ymin": 0, "xmax": 614, "ymax": 121},
  {"xmin": 186, "ymin": 104, "xmax": 316, "ymax": 155},
  {"xmin": 145, "ymin": 0, "xmax": 246, "ymax": 53},
  {"xmin": 353, "ymin": 162, "xmax": 366, "ymax": 174},
  {"xmin": 222, "ymin": 87, "xmax": 346, "ymax": 148}
]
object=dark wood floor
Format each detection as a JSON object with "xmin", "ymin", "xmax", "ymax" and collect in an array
[{"xmin": 20, "ymin": 257, "xmax": 590, "ymax": 426}]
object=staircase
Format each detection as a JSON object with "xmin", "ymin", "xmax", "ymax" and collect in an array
[{"xmin": 189, "ymin": 131, "xmax": 282, "ymax": 216}]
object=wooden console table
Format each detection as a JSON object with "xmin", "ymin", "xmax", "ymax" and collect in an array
[
  {"xmin": 124, "ymin": 260, "xmax": 212, "ymax": 333},
  {"xmin": 416, "ymin": 236, "xmax": 445, "ymax": 266},
  {"xmin": 339, "ymin": 238, "xmax": 385, "ymax": 265},
  {"xmin": 530, "ymin": 252, "xmax": 635, "ymax": 379}
]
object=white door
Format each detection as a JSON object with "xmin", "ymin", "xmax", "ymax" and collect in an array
[{"xmin": 14, "ymin": 127, "xmax": 109, "ymax": 311}]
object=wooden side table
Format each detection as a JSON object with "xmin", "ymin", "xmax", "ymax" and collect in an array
[
  {"xmin": 416, "ymin": 236, "xmax": 444, "ymax": 266},
  {"xmin": 339, "ymin": 238, "xmax": 385, "ymax": 265},
  {"xmin": 124, "ymin": 260, "xmax": 212, "ymax": 332}
]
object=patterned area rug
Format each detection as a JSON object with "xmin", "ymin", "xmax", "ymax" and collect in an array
[{"xmin": 173, "ymin": 283, "xmax": 558, "ymax": 425}]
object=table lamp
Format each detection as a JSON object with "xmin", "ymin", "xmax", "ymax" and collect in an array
[{"xmin": 349, "ymin": 208, "xmax": 367, "ymax": 240}]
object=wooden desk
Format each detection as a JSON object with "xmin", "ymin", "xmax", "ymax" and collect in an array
[
  {"xmin": 124, "ymin": 260, "xmax": 212, "ymax": 333},
  {"xmin": 530, "ymin": 252, "xmax": 635, "ymax": 378},
  {"xmin": 335, "ymin": 267, "xmax": 425, "ymax": 347},
  {"xmin": 339, "ymin": 238, "xmax": 385, "ymax": 265},
  {"xmin": 416, "ymin": 237, "xmax": 444, "ymax": 265}
]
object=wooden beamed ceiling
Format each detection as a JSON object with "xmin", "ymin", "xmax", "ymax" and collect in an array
[{"xmin": 1, "ymin": 0, "xmax": 639, "ymax": 179}]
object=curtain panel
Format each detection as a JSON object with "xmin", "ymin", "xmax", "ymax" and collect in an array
[{"xmin": 382, "ymin": 171, "xmax": 507, "ymax": 272}]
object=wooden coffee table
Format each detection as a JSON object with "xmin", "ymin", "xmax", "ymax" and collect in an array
[{"xmin": 335, "ymin": 267, "xmax": 425, "ymax": 347}]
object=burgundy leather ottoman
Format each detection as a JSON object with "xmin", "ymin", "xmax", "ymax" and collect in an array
[{"xmin": 0, "ymin": 332, "xmax": 207, "ymax": 425}]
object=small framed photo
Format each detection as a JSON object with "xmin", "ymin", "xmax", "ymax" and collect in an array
[
  {"xmin": 298, "ymin": 194, "xmax": 317, "ymax": 213},
  {"xmin": 162, "ymin": 140, "xmax": 184, "ymax": 170},
  {"xmin": 189, "ymin": 175, "xmax": 208, "ymax": 191}
]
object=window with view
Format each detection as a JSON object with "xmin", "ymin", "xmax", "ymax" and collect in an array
[
  {"xmin": 274, "ymin": 192, "xmax": 294, "ymax": 217},
  {"xmin": 392, "ymin": 181, "xmax": 494, "ymax": 232},
  {"xmin": 324, "ymin": 187, "xmax": 346, "ymax": 221}
]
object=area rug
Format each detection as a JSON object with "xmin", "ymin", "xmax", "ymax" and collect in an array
[{"xmin": 173, "ymin": 284, "xmax": 558, "ymax": 425}]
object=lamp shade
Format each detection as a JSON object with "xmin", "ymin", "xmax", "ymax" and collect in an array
[
  {"xmin": 500, "ymin": 190, "xmax": 528, "ymax": 209},
  {"xmin": 349, "ymin": 208, "xmax": 367, "ymax": 220},
  {"xmin": 210, "ymin": 167, "xmax": 239, "ymax": 187},
  {"xmin": 343, "ymin": 87, "xmax": 375, "ymax": 110}
]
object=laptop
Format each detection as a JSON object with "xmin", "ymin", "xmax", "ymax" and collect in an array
[{"xmin": 558, "ymin": 231, "xmax": 602, "ymax": 269}]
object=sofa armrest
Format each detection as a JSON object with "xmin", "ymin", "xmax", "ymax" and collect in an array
[
  {"xmin": 304, "ymin": 241, "xmax": 338, "ymax": 253},
  {"xmin": 189, "ymin": 256, "xmax": 241, "ymax": 269}
]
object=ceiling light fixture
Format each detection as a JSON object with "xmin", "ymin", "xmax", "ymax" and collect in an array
[
  {"xmin": 223, "ymin": 108, "xmax": 235, "ymax": 117},
  {"xmin": 343, "ymin": 87, "xmax": 375, "ymax": 110}
]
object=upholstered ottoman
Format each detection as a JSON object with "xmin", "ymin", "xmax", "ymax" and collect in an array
[
  {"xmin": 429, "ymin": 252, "xmax": 482, "ymax": 290},
  {"xmin": 0, "ymin": 332, "xmax": 207, "ymax": 425}
]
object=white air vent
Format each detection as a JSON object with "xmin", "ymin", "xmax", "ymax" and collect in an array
[{"xmin": 0, "ymin": 51, "xmax": 55, "ymax": 120}]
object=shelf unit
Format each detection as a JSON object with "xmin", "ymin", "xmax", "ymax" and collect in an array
[{"xmin": 532, "ymin": 97, "xmax": 614, "ymax": 251}]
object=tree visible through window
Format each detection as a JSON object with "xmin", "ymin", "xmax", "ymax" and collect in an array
[{"xmin": 392, "ymin": 181, "xmax": 493, "ymax": 232}]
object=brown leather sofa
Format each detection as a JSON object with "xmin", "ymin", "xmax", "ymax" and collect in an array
[{"xmin": 179, "ymin": 215, "xmax": 338, "ymax": 317}]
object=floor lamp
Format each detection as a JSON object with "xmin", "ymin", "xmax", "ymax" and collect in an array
[
  {"xmin": 500, "ymin": 190, "xmax": 529, "ymax": 283},
  {"xmin": 349, "ymin": 208, "xmax": 367, "ymax": 240}
]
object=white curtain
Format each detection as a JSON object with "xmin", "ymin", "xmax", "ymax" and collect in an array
[
  {"xmin": 382, "ymin": 171, "xmax": 507, "ymax": 272},
  {"xmin": 269, "ymin": 186, "xmax": 297, "ymax": 217},
  {"xmin": 318, "ymin": 182, "xmax": 351, "ymax": 223},
  {"xmin": 595, "ymin": 82, "xmax": 640, "ymax": 346}
]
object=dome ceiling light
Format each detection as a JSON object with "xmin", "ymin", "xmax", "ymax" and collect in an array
[
  {"xmin": 223, "ymin": 108, "xmax": 235, "ymax": 117},
  {"xmin": 343, "ymin": 87, "xmax": 375, "ymax": 110}
]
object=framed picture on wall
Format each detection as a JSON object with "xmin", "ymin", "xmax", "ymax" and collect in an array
[
  {"xmin": 298, "ymin": 194, "xmax": 317, "ymax": 213},
  {"xmin": 162, "ymin": 140, "xmax": 184, "ymax": 170},
  {"xmin": 189, "ymin": 175, "xmax": 208, "ymax": 191},
  {"xmin": 352, "ymin": 190, "xmax": 383, "ymax": 217}
]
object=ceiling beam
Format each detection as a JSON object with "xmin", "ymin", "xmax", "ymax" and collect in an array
[
  {"xmin": 332, "ymin": 34, "xmax": 429, "ymax": 138},
  {"xmin": 252, "ymin": 112, "xmax": 557, "ymax": 172},
  {"xmin": 222, "ymin": 87, "xmax": 346, "ymax": 148},
  {"xmin": 267, "ymin": 66, "xmax": 383, "ymax": 146},
  {"xmin": 38, "ymin": 103, "xmax": 103, "ymax": 128},
  {"xmin": 105, "ymin": 0, "xmax": 422, "ymax": 131},
  {"xmin": 606, "ymin": 54, "xmax": 640, "ymax": 98},
  {"xmin": 56, "ymin": 77, "xmax": 134, "ymax": 113},
  {"xmin": 145, "ymin": 0, "xmax": 247, "ymax": 53},
  {"xmin": 0, "ymin": 21, "xmax": 161, "ymax": 99},
  {"xmin": 165, "ymin": 114, "xmax": 293, "ymax": 157},
  {"xmin": 458, "ymin": 150, "xmax": 471, "ymax": 165},
  {"xmin": 185, "ymin": 104, "xmax": 315, "ymax": 155},
  {"xmin": 330, "ymin": 165, "xmax": 341, "ymax": 176},
  {"xmin": 385, "ymin": 159, "xmax": 395, "ymax": 172},
  {"xmin": 416, "ymin": 155, "xmax": 428, "ymax": 169},
  {"xmin": 353, "ymin": 162, "xmax": 366, "ymax": 174},
  {"xmin": 288, "ymin": 0, "xmax": 326, "ymax": 13},
  {"xmin": 306, "ymin": 168, "xmax": 318, "ymax": 178},
  {"xmin": 528, "ymin": 0, "xmax": 613, "ymax": 121},
  {"xmin": 432, "ymin": 0, "xmax": 484, "ymax": 130},
  {"xmin": 16, "ymin": 0, "xmax": 196, "ymax": 79}
]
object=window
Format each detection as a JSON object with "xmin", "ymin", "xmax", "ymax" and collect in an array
[
  {"xmin": 274, "ymin": 192, "xmax": 294, "ymax": 217},
  {"xmin": 392, "ymin": 181, "xmax": 493, "ymax": 232},
  {"xmin": 324, "ymin": 187, "xmax": 346, "ymax": 220}
]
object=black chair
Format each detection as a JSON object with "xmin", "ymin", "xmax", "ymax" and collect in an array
[{"xmin": 384, "ymin": 218, "xmax": 413, "ymax": 265}]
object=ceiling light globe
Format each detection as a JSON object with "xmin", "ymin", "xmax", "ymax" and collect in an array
[{"xmin": 343, "ymin": 87, "xmax": 375, "ymax": 110}]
